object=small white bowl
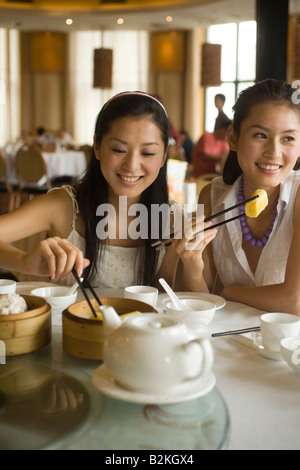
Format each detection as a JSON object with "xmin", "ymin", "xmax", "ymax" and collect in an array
[
  {"xmin": 280, "ymin": 336, "xmax": 300, "ymax": 375},
  {"xmin": 165, "ymin": 298, "xmax": 216, "ymax": 328},
  {"xmin": 0, "ymin": 279, "xmax": 16, "ymax": 294},
  {"xmin": 31, "ymin": 286, "xmax": 77, "ymax": 325}
]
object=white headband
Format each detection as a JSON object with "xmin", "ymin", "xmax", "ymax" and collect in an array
[{"xmin": 103, "ymin": 91, "xmax": 168, "ymax": 117}]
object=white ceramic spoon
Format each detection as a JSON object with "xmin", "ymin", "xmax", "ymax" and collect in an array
[
  {"xmin": 65, "ymin": 277, "xmax": 83, "ymax": 296},
  {"xmin": 159, "ymin": 278, "xmax": 193, "ymax": 311}
]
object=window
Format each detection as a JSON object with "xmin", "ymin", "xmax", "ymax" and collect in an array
[
  {"xmin": 68, "ymin": 30, "xmax": 149, "ymax": 145},
  {"xmin": 0, "ymin": 29, "xmax": 20, "ymax": 147},
  {"xmin": 204, "ymin": 21, "xmax": 257, "ymax": 132}
]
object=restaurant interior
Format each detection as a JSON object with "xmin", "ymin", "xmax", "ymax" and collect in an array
[{"xmin": 0, "ymin": 0, "xmax": 300, "ymax": 452}]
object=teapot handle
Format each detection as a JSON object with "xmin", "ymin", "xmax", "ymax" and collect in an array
[{"xmin": 183, "ymin": 338, "xmax": 214, "ymax": 380}]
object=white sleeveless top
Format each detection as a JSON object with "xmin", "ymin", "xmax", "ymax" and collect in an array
[
  {"xmin": 57, "ymin": 186, "xmax": 165, "ymax": 288},
  {"xmin": 210, "ymin": 171, "xmax": 300, "ymax": 288}
]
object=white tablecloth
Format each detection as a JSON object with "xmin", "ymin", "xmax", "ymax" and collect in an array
[
  {"xmin": 206, "ymin": 301, "xmax": 300, "ymax": 450},
  {"xmin": 44, "ymin": 151, "xmax": 86, "ymax": 180}
]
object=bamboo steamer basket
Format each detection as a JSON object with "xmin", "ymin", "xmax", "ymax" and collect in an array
[
  {"xmin": 0, "ymin": 295, "xmax": 51, "ymax": 356},
  {"xmin": 63, "ymin": 297, "xmax": 156, "ymax": 360}
]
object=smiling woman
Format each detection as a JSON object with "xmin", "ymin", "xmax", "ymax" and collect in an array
[
  {"xmin": 181, "ymin": 79, "xmax": 300, "ymax": 316},
  {"xmin": 0, "ymin": 91, "xmax": 218, "ymax": 292}
]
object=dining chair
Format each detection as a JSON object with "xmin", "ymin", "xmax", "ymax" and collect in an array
[
  {"xmin": 14, "ymin": 145, "xmax": 52, "ymax": 207},
  {"xmin": 0, "ymin": 150, "xmax": 17, "ymax": 213}
]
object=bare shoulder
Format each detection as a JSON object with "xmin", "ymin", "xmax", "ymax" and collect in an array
[{"xmin": 43, "ymin": 188, "xmax": 76, "ymax": 236}]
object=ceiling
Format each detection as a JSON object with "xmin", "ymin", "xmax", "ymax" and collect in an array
[{"xmin": 0, "ymin": 0, "xmax": 258, "ymax": 32}]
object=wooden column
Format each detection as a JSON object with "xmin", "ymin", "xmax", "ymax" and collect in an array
[{"xmin": 256, "ymin": 0, "xmax": 289, "ymax": 81}]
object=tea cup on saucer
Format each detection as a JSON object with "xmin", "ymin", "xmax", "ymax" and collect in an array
[
  {"xmin": 260, "ymin": 313, "xmax": 300, "ymax": 352},
  {"xmin": 124, "ymin": 285, "xmax": 158, "ymax": 308},
  {"xmin": 165, "ymin": 299, "xmax": 216, "ymax": 329}
]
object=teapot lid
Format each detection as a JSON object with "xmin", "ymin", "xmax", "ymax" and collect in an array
[{"xmin": 126, "ymin": 313, "xmax": 180, "ymax": 331}]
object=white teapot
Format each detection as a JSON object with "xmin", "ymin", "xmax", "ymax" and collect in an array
[{"xmin": 101, "ymin": 306, "xmax": 214, "ymax": 394}]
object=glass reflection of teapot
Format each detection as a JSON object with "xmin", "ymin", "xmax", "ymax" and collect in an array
[{"xmin": 101, "ymin": 306, "xmax": 214, "ymax": 394}]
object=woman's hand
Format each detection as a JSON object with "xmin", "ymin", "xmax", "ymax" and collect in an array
[
  {"xmin": 43, "ymin": 379, "xmax": 84, "ymax": 415},
  {"xmin": 21, "ymin": 236, "xmax": 90, "ymax": 280},
  {"xmin": 173, "ymin": 215, "xmax": 217, "ymax": 266},
  {"xmin": 172, "ymin": 215, "xmax": 217, "ymax": 291}
]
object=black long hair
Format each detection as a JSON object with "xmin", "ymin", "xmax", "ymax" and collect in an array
[
  {"xmin": 76, "ymin": 92, "xmax": 170, "ymax": 286},
  {"xmin": 223, "ymin": 79, "xmax": 300, "ymax": 185}
]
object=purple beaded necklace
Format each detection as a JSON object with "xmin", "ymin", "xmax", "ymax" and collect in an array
[{"xmin": 238, "ymin": 178, "xmax": 277, "ymax": 248}]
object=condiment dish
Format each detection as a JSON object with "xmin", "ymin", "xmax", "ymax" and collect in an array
[{"xmin": 166, "ymin": 298, "xmax": 216, "ymax": 328}]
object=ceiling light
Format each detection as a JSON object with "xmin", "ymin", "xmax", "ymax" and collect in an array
[
  {"xmin": 117, "ymin": 18, "xmax": 124, "ymax": 25},
  {"xmin": 166, "ymin": 16, "xmax": 173, "ymax": 23},
  {"xmin": 66, "ymin": 19, "xmax": 73, "ymax": 26}
]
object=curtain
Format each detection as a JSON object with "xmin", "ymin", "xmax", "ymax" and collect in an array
[
  {"xmin": 67, "ymin": 30, "xmax": 149, "ymax": 146},
  {"xmin": 0, "ymin": 29, "xmax": 20, "ymax": 148}
]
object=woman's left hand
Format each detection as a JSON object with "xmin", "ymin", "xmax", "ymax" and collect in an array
[{"xmin": 172, "ymin": 215, "xmax": 217, "ymax": 271}]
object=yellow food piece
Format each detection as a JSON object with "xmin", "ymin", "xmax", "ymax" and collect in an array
[
  {"xmin": 120, "ymin": 311, "xmax": 141, "ymax": 318},
  {"xmin": 245, "ymin": 189, "xmax": 268, "ymax": 218},
  {"xmin": 90, "ymin": 310, "xmax": 103, "ymax": 321},
  {"xmin": 89, "ymin": 310, "xmax": 141, "ymax": 320}
]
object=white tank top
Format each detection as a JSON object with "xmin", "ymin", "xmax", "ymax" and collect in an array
[
  {"xmin": 56, "ymin": 186, "xmax": 165, "ymax": 288},
  {"xmin": 210, "ymin": 171, "xmax": 300, "ymax": 288}
]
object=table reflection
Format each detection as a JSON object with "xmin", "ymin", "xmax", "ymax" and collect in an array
[{"xmin": 0, "ymin": 326, "xmax": 230, "ymax": 450}]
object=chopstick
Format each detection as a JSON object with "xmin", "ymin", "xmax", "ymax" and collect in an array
[
  {"xmin": 151, "ymin": 194, "xmax": 259, "ymax": 251},
  {"xmin": 211, "ymin": 326, "xmax": 260, "ymax": 338},
  {"xmin": 55, "ymin": 231, "xmax": 102, "ymax": 317},
  {"xmin": 71, "ymin": 268, "xmax": 102, "ymax": 318}
]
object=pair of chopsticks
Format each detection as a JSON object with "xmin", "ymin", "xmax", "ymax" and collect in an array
[
  {"xmin": 55, "ymin": 231, "xmax": 102, "ymax": 318},
  {"xmin": 71, "ymin": 268, "xmax": 102, "ymax": 318},
  {"xmin": 211, "ymin": 326, "xmax": 260, "ymax": 338},
  {"xmin": 151, "ymin": 194, "xmax": 259, "ymax": 251}
]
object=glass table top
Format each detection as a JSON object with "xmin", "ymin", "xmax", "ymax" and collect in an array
[{"xmin": 0, "ymin": 326, "xmax": 230, "ymax": 450}]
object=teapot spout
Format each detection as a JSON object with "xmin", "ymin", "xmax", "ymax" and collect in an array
[{"xmin": 100, "ymin": 305, "xmax": 122, "ymax": 336}]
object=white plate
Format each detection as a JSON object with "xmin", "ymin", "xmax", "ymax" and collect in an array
[
  {"xmin": 157, "ymin": 292, "xmax": 226, "ymax": 311},
  {"xmin": 16, "ymin": 281, "xmax": 55, "ymax": 296},
  {"xmin": 253, "ymin": 335, "xmax": 283, "ymax": 361},
  {"xmin": 92, "ymin": 365, "xmax": 216, "ymax": 405}
]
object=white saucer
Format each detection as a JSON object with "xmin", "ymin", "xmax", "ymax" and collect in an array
[
  {"xmin": 92, "ymin": 365, "xmax": 216, "ymax": 405},
  {"xmin": 157, "ymin": 292, "xmax": 226, "ymax": 311},
  {"xmin": 253, "ymin": 335, "xmax": 283, "ymax": 361}
]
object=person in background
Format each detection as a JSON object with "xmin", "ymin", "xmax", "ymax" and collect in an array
[
  {"xmin": 179, "ymin": 130, "xmax": 194, "ymax": 164},
  {"xmin": 214, "ymin": 93, "xmax": 231, "ymax": 131},
  {"xmin": 35, "ymin": 126, "xmax": 56, "ymax": 151},
  {"xmin": 191, "ymin": 120, "xmax": 231, "ymax": 178},
  {"xmin": 56, "ymin": 128, "xmax": 75, "ymax": 149}
]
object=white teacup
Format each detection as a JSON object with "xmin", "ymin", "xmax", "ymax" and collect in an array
[
  {"xmin": 0, "ymin": 279, "xmax": 16, "ymax": 294},
  {"xmin": 166, "ymin": 299, "xmax": 216, "ymax": 329},
  {"xmin": 124, "ymin": 285, "xmax": 158, "ymax": 308},
  {"xmin": 260, "ymin": 313, "xmax": 300, "ymax": 352}
]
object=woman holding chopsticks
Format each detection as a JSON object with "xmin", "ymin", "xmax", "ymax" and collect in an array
[
  {"xmin": 0, "ymin": 91, "xmax": 215, "ymax": 289},
  {"xmin": 174, "ymin": 79, "xmax": 300, "ymax": 315}
]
